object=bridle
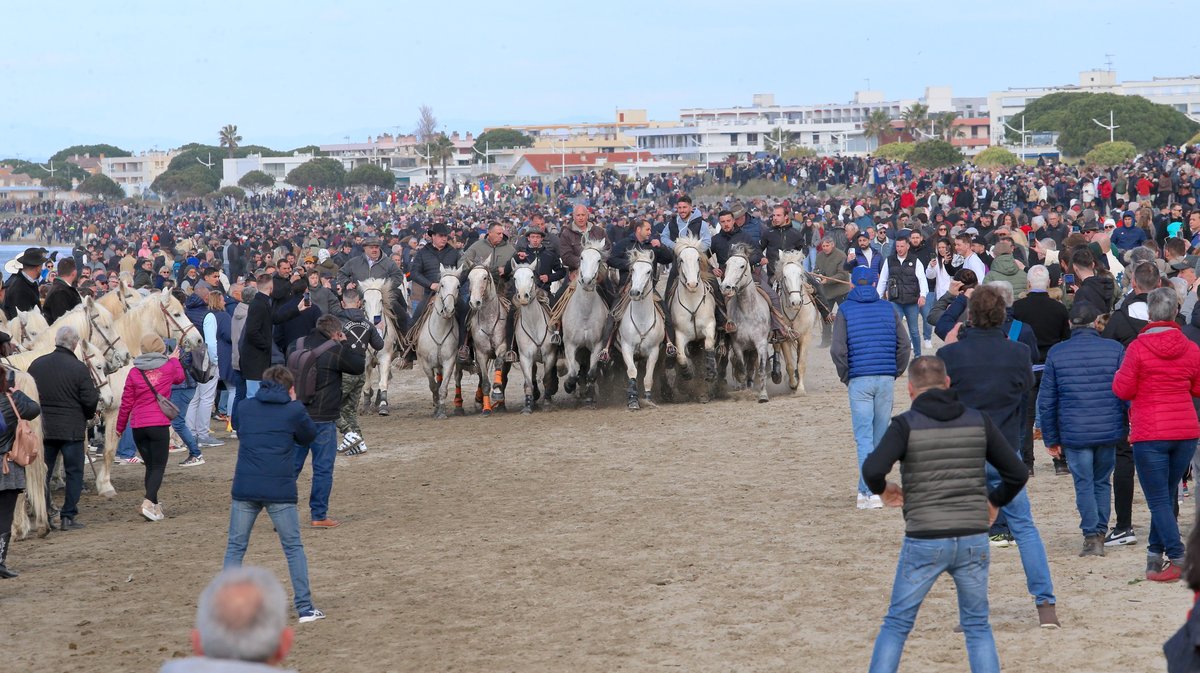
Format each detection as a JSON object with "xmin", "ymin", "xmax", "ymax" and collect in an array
[
  {"xmin": 467, "ymin": 268, "xmax": 504, "ymax": 347},
  {"xmin": 578, "ymin": 249, "xmax": 607, "ymax": 291},
  {"xmin": 159, "ymin": 303, "xmax": 197, "ymax": 345},
  {"xmin": 779, "ymin": 260, "xmax": 813, "ymax": 319},
  {"xmin": 671, "ymin": 249, "xmax": 712, "ymax": 338},
  {"xmin": 432, "ymin": 273, "xmax": 459, "ymax": 319},
  {"xmin": 722, "ymin": 253, "xmax": 753, "ymax": 296},
  {"xmin": 624, "ymin": 258, "xmax": 659, "ymax": 342},
  {"xmin": 88, "ymin": 312, "xmax": 124, "ymax": 366}
]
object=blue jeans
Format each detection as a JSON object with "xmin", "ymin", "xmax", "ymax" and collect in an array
[
  {"xmin": 244, "ymin": 379, "xmax": 261, "ymax": 400},
  {"xmin": 869, "ymin": 534, "xmax": 999, "ymax": 673},
  {"xmin": 986, "ymin": 463, "xmax": 1055, "ymax": 605},
  {"xmin": 920, "ymin": 291, "xmax": 936, "ymax": 340},
  {"xmin": 1063, "ymin": 446, "xmax": 1115, "ymax": 537},
  {"xmin": 230, "ymin": 371, "xmax": 246, "ymax": 430},
  {"xmin": 1133, "ymin": 439, "xmax": 1196, "ymax": 561},
  {"xmin": 293, "ymin": 421, "xmax": 338, "ymax": 521},
  {"xmin": 117, "ymin": 426, "xmax": 136, "ymax": 460},
  {"xmin": 850, "ymin": 375, "xmax": 894, "ymax": 495},
  {"xmin": 223, "ymin": 499, "xmax": 313, "ymax": 614},
  {"xmin": 893, "ymin": 302, "xmax": 921, "ymax": 357},
  {"xmin": 171, "ymin": 387, "xmax": 200, "ymax": 458}
]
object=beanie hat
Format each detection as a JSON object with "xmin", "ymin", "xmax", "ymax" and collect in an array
[{"xmin": 140, "ymin": 333, "xmax": 166, "ymax": 355}]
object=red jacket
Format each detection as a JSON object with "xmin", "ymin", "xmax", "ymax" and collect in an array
[
  {"xmin": 116, "ymin": 358, "xmax": 185, "ymax": 434},
  {"xmin": 1113, "ymin": 321, "xmax": 1200, "ymax": 442}
]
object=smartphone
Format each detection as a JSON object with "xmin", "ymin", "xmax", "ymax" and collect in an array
[
  {"xmin": 1062, "ymin": 273, "xmax": 1075, "ymax": 286},
  {"xmin": 303, "ymin": 291, "xmax": 311, "ymax": 303}
]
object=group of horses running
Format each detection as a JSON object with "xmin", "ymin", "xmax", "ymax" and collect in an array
[{"xmin": 400, "ymin": 236, "xmax": 822, "ymax": 419}]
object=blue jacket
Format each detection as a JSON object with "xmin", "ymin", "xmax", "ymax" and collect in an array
[
  {"xmin": 1038, "ymin": 327, "xmax": 1126, "ymax": 448},
  {"xmin": 939, "ymin": 328, "xmax": 1034, "ymax": 450},
  {"xmin": 183, "ymin": 293, "xmax": 209, "ymax": 332},
  {"xmin": 832, "ymin": 285, "xmax": 905, "ymax": 381},
  {"xmin": 231, "ymin": 381, "xmax": 318, "ymax": 504},
  {"xmin": 212, "ymin": 308, "xmax": 233, "ymax": 382},
  {"xmin": 843, "ymin": 246, "xmax": 885, "ymax": 274}
]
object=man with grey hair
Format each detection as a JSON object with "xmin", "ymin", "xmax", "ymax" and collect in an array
[
  {"xmin": 161, "ymin": 566, "xmax": 296, "ymax": 672},
  {"xmin": 28, "ymin": 324, "xmax": 100, "ymax": 531},
  {"xmin": 1013, "ymin": 265, "xmax": 1072, "ymax": 476}
]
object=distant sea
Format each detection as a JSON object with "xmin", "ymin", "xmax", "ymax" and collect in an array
[{"xmin": 0, "ymin": 244, "xmax": 74, "ymax": 280}]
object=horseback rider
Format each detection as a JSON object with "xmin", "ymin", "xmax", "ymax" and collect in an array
[
  {"xmin": 609, "ymin": 219, "xmax": 673, "ymax": 347},
  {"xmin": 757, "ymin": 203, "xmax": 805, "ymax": 343},
  {"xmin": 506, "ymin": 224, "xmax": 566, "ymax": 348},
  {"xmin": 336, "ymin": 236, "xmax": 409, "ymax": 332},
  {"xmin": 711, "ymin": 209, "xmax": 759, "ymax": 334},
  {"xmin": 405, "ymin": 223, "xmax": 466, "ymax": 363},
  {"xmin": 461, "ymin": 222, "xmax": 517, "ymax": 363}
]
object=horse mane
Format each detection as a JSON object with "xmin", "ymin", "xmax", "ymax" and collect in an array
[
  {"xmin": 582, "ymin": 238, "xmax": 609, "ymax": 256},
  {"xmin": 118, "ymin": 293, "xmax": 177, "ymax": 355},
  {"xmin": 358, "ymin": 277, "xmax": 394, "ymax": 320},
  {"xmin": 729, "ymin": 243, "xmax": 756, "ymax": 260},
  {"xmin": 776, "ymin": 249, "xmax": 807, "ymax": 277}
]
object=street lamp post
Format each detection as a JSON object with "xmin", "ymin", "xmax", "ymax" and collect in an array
[
  {"xmin": 1003, "ymin": 115, "xmax": 1029, "ymax": 162},
  {"xmin": 1091, "ymin": 110, "xmax": 1118, "ymax": 143}
]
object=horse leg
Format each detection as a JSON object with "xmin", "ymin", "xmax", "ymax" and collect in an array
[
  {"xmin": 96, "ymin": 407, "xmax": 118, "ymax": 498},
  {"xmin": 796, "ymin": 321, "xmax": 814, "ymax": 395},
  {"xmin": 620, "ymin": 341, "xmax": 640, "ymax": 410},
  {"xmin": 376, "ymin": 351, "xmax": 391, "ymax": 416},
  {"xmin": 521, "ymin": 355, "xmax": 536, "ymax": 414},
  {"xmin": 452, "ymin": 367, "xmax": 466, "ymax": 417},
  {"xmin": 542, "ymin": 351, "xmax": 558, "ymax": 410},
  {"xmin": 563, "ymin": 343, "xmax": 580, "ymax": 394},
  {"xmin": 434, "ymin": 362, "xmax": 452, "ymax": 420},
  {"xmin": 757, "ymin": 345, "xmax": 771, "ymax": 403},
  {"xmin": 642, "ymin": 346, "xmax": 661, "ymax": 408},
  {"xmin": 783, "ymin": 340, "xmax": 800, "ymax": 392}
]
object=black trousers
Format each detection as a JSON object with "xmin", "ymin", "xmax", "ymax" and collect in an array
[
  {"xmin": 43, "ymin": 439, "xmax": 84, "ymax": 519},
  {"xmin": 1114, "ymin": 435, "xmax": 1135, "ymax": 530},
  {"xmin": 0, "ymin": 489, "xmax": 18, "ymax": 538},
  {"xmin": 134, "ymin": 426, "xmax": 170, "ymax": 505}
]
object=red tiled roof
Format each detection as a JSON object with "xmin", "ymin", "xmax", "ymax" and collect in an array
[{"xmin": 518, "ymin": 151, "xmax": 652, "ymax": 174}]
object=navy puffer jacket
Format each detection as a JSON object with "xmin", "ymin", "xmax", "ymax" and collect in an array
[
  {"xmin": 1038, "ymin": 327, "xmax": 1127, "ymax": 449},
  {"xmin": 840, "ymin": 285, "xmax": 900, "ymax": 379},
  {"xmin": 231, "ymin": 381, "xmax": 318, "ymax": 503}
]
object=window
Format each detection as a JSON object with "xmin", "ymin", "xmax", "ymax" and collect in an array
[
  {"xmin": 747, "ymin": 133, "xmax": 758, "ymax": 143},
  {"xmin": 729, "ymin": 133, "xmax": 739, "ymax": 145},
  {"xmin": 812, "ymin": 133, "xmax": 820, "ymax": 145}
]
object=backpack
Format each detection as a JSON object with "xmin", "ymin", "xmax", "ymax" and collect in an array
[
  {"xmin": 187, "ymin": 345, "xmax": 215, "ymax": 384},
  {"xmin": 1, "ymin": 387, "xmax": 36, "ymax": 474},
  {"xmin": 286, "ymin": 337, "xmax": 338, "ymax": 404}
]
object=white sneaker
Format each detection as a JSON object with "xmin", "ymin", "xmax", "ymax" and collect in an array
[
  {"xmin": 857, "ymin": 493, "xmax": 870, "ymax": 510},
  {"xmin": 868, "ymin": 495, "xmax": 884, "ymax": 509},
  {"xmin": 337, "ymin": 432, "xmax": 363, "ymax": 455},
  {"xmin": 923, "ymin": 339, "xmax": 933, "ymax": 350},
  {"xmin": 141, "ymin": 499, "xmax": 163, "ymax": 522}
]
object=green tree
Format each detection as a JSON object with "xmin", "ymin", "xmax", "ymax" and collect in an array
[
  {"xmin": 50, "ymin": 144, "xmax": 131, "ymax": 163},
  {"xmin": 902, "ymin": 103, "xmax": 929, "ymax": 138},
  {"xmin": 974, "ymin": 146, "xmax": 1021, "ymax": 167},
  {"xmin": 0, "ymin": 158, "xmax": 89, "ymax": 184},
  {"xmin": 782, "ymin": 147, "xmax": 817, "ymax": 160},
  {"xmin": 76, "ymin": 173, "xmax": 125, "ymax": 199},
  {"xmin": 219, "ymin": 124, "xmax": 243, "ymax": 158},
  {"xmin": 151, "ymin": 164, "xmax": 219, "ymax": 198},
  {"xmin": 238, "ymin": 169, "xmax": 276, "ymax": 192},
  {"xmin": 1011, "ymin": 92, "xmax": 1200, "ymax": 156},
  {"xmin": 908, "ymin": 140, "xmax": 963, "ymax": 168},
  {"xmin": 473, "ymin": 128, "xmax": 533, "ymax": 154},
  {"xmin": 42, "ymin": 175, "xmax": 73, "ymax": 190},
  {"xmin": 428, "ymin": 133, "xmax": 456, "ymax": 182},
  {"xmin": 1084, "ymin": 141, "xmax": 1138, "ymax": 167},
  {"xmin": 346, "ymin": 163, "xmax": 396, "ymax": 189},
  {"xmin": 874, "ymin": 142, "xmax": 915, "ymax": 161},
  {"xmin": 932, "ymin": 111, "xmax": 961, "ymax": 141},
  {"xmin": 217, "ymin": 185, "xmax": 246, "ymax": 201},
  {"xmin": 286, "ymin": 157, "xmax": 346, "ymax": 189},
  {"xmin": 862, "ymin": 109, "xmax": 895, "ymax": 147}
]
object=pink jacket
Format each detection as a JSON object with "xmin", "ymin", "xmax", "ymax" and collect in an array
[{"xmin": 116, "ymin": 358, "xmax": 185, "ymax": 433}]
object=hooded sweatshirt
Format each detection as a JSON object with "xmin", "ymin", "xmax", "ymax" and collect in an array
[{"xmin": 983, "ymin": 254, "xmax": 1027, "ymax": 296}]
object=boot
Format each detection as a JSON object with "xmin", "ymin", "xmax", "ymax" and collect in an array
[
  {"xmin": 1079, "ymin": 534, "xmax": 1105, "ymax": 557},
  {"xmin": 0, "ymin": 532, "xmax": 18, "ymax": 578},
  {"xmin": 1036, "ymin": 603, "xmax": 1060, "ymax": 629},
  {"xmin": 770, "ymin": 354, "xmax": 782, "ymax": 384}
]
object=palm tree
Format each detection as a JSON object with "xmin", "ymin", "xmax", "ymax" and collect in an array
[
  {"xmin": 901, "ymin": 104, "xmax": 929, "ymax": 139},
  {"xmin": 765, "ymin": 127, "xmax": 794, "ymax": 155},
  {"xmin": 862, "ymin": 109, "xmax": 894, "ymax": 149},
  {"xmin": 932, "ymin": 112, "xmax": 960, "ymax": 141},
  {"xmin": 219, "ymin": 124, "xmax": 242, "ymax": 158},
  {"xmin": 433, "ymin": 133, "xmax": 456, "ymax": 183}
]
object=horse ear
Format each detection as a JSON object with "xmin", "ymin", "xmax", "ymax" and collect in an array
[{"xmin": 159, "ymin": 288, "xmax": 171, "ymax": 305}]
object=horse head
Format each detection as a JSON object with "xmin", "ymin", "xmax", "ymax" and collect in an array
[
  {"xmin": 435, "ymin": 265, "xmax": 462, "ymax": 318},
  {"xmin": 578, "ymin": 240, "xmax": 608, "ymax": 290},
  {"xmin": 80, "ymin": 297, "xmax": 131, "ymax": 372},
  {"xmin": 674, "ymin": 236, "xmax": 705, "ymax": 291},
  {"xmin": 157, "ymin": 289, "xmax": 204, "ymax": 350},
  {"xmin": 777, "ymin": 250, "xmax": 810, "ymax": 309},
  {"xmin": 721, "ymin": 245, "xmax": 754, "ymax": 298},
  {"xmin": 511, "ymin": 264, "xmax": 537, "ymax": 306},
  {"xmin": 77, "ymin": 341, "xmax": 114, "ymax": 411},
  {"xmin": 358, "ymin": 278, "xmax": 391, "ymax": 326},
  {"xmin": 628, "ymin": 249, "xmax": 655, "ymax": 300},
  {"xmin": 467, "ymin": 265, "xmax": 494, "ymax": 310}
]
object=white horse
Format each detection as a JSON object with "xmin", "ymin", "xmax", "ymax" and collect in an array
[
  {"xmin": 30, "ymin": 298, "xmax": 130, "ymax": 374},
  {"xmin": 416, "ymin": 265, "xmax": 461, "ymax": 420},
  {"xmin": 511, "ymin": 264, "xmax": 559, "ymax": 414},
  {"xmin": 96, "ymin": 278, "xmax": 142, "ymax": 318},
  {"xmin": 776, "ymin": 250, "xmax": 821, "ymax": 394},
  {"xmin": 668, "ymin": 236, "xmax": 719, "ymax": 398},
  {"xmin": 12, "ymin": 307, "xmax": 50, "ymax": 349},
  {"xmin": 561, "ymin": 240, "xmax": 610, "ymax": 408},
  {"xmin": 358, "ymin": 278, "xmax": 400, "ymax": 416},
  {"xmin": 720, "ymin": 246, "xmax": 772, "ymax": 403},
  {"xmin": 9, "ymin": 340, "xmax": 115, "ymax": 539},
  {"xmin": 459, "ymin": 265, "xmax": 508, "ymax": 416},
  {"xmin": 617, "ymin": 249, "xmax": 665, "ymax": 411},
  {"xmin": 94, "ymin": 290, "xmax": 203, "ymax": 498}
]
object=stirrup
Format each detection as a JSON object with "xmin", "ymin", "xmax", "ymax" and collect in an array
[
  {"xmin": 504, "ymin": 349, "xmax": 519, "ymax": 363},
  {"xmin": 665, "ymin": 343, "xmax": 678, "ymax": 357},
  {"xmin": 769, "ymin": 330, "xmax": 788, "ymax": 344},
  {"xmin": 550, "ymin": 331, "xmax": 562, "ymax": 345},
  {"xmin": 723, "ymin": 321, "xmax": 737, "ymax": 334},
  {"xmin": 598, "ymin": 348, "xmax": 610, "ymax": 363}
]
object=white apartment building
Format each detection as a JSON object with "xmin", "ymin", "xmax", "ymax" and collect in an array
[
  {"xmin": 100, "ymin": 150, "xmax": 178, "ymax": 197},
  {"xmin": 220, "ymin": 153, "xmax": 322, "ymax": 189},
  {"xmin": 988, "ymin": 70, "xmax": 1200, "ymax": 150}
]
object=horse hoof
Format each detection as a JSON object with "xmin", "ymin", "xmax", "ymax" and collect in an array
[
  {"xmin": 481, "ymin": 409, "xmax": 491, "ymax": 417},
  {"xmin": 642, "ymin": 399, "xmax": 658, "ymax": 409},
  {"xmin": 453, "ymin": 407, "xmax": 466, "ymax": 417},
  {"xmin": 699, "ymin": 395, "xmax": 710, "ymax": 404},
  {"xmin": 99, "ymin": 487, "xmax": 117, "ymax": 499},
  {"xmin": 522, "ymin": 406, "xmax": 532, "ymax": 415},
  {"xmin": 627, "ymin": 400, "xmax": 640, "ymax": 411},
  {"xmin": 378, "ymin": 406, "xmax": 389, "ymax": 417},
  {"xmin": 564, "ymin": 378, "xmax": 577, "ymax": 394},
  {"xmin": 680, "ymin": 366, "xmax": 693, "ymax": 381},
  {"xmin": 758, "ymin": 396, "xmax": 769, "ymax": 404}
]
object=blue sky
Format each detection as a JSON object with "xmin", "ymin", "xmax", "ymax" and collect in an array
[{"xmin": 3, "ymin": 0, "xmax": 1194, "ymax": 160}]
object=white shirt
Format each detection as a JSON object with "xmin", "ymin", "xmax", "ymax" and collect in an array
[
  {"xmin": 962, "ymin": 252, "xmax": 987, "ymax": 280},
  {"xmin": 876, "ymin": 254, "xmax": 929, "ymax": 301}
]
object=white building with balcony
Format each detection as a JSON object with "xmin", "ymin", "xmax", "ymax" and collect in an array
[
  {"xmin": 100, "ymin": 150, "xmax": 178, "ymax": 196},
  {"xmin": 220, "ymin": 153, "xmax": 320, "ymax": 189}
]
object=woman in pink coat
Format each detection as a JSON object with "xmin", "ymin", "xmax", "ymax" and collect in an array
[{"xmin": 116, "ymin": 333, "xmax": 185, "ymax": 522}]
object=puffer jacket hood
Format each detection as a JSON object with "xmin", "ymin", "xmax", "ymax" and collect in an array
[
  {"xmin": 1138, "ymin": 321, "xmax": 1192, "ymax": 359},
  {"xmin": 134, "ymin": 352, "xmax": 169, "ymax": 370},
  {"xmin": 1113, "ymin": 320, "xmax": 1200, "ymax": 442},
  {"xmin": 848, "ymin": 284, "xmax": 880, "ymax": 303},
  {"xmin": 990, "ymin": 254, "xmax": 1020, "ymax": 276},
  {"xmin": 254, "ymin": 380, "xmax": 292, "ymax": 404},
  {"xmin": 910, "ymin": 387, "xmax": 965, "ymax": 422}
]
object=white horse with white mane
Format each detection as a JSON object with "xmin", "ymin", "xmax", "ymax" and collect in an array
[
  {"xmin": 617, "ymin": 249, "xmax": 665, "ymax": 411},
  {"xmin": 29, "ymin": 297, "xmax": 130, "ymax": 374},
  {"xmin": 668, "ymin": 236, "xmax": 719, "ymax": 401},
  {"xmin": 775, "ymin": 250, "xmax": 821, "ymax": 393},
  {"xmin": 561, "ymin": 240, "xmax": 610, "ymax": 409},
  {"xmin": 459, "ymin": 265, "xmax": 509, "ymax": 416},
  {"xmin": 358, "ymin": 278, "xmax": 401, "ymax": 416},
  {"xmin": 720, "ymin": 245, "xmax": 773, "ymax": 403},
  {"xmin": 510, "ymin": 264, "xmax": 559, "ymax": 414},
  {"xmin": 416, "ymin": 266, "xmax": 461, "ymax": 420}
]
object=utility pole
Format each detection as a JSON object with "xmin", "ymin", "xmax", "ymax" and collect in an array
[
  {"xmin": 1003, "ymin": 115, "xmax": 1028, "ymax": 162},
  {"xmin": 196, "ymin": 152, "xmax": 215, "ymax": 169},
  {"xmin": 1091, "ymin": 110, "xmax": 1118, "ymax": 143}
]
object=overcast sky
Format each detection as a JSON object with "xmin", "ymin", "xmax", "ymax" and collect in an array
[{"xmin": 3, "ymin": 0, "xmax": 1195, "ymax": 160}]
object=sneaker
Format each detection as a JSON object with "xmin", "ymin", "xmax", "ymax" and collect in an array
[
  {"xmin": 344, "ymin": 443, "xmax": 368, "ymax": 457},
  {"xmin": 1054, "ymin": 462, "xmax": 1071, "ymax": 477},
  {"xmin": 922, "ymin": 339, "xmax": 933, "ymax": 350},
  {"xmin": 1148, "ymin": 560, "xmax": 1182, "ymax": 582},
  {"xmin": 867, "ymin": 494, "xmax": 884, "ymax": 509},
  {"xmin": 198, "ymin": 438, "xmax": 226, "ymax": 448},
  {"xmin": 856, "ymin": 493, "xmax": 870, "ymax": 510},
  {"xmin": 117, "ymin": 455, "xmax": 142, "ymax": 465},
  {"xmin": 155, "ymin": 503, "xmax": 166, "ymax": 519},
  {"xmin": 337, "ymin": 432, "xmax": 362, "ymax": 455},
  {"xmin": 88, "ymin": 443, "xmax": 104, "ymax": 455},
  {"xmin": 179, "ymin": 455, "xmax": 205, "ymax": 467},
  {"xmin": 989, "ymin": 533, "xmax": 1013, "ymax": 548},
  {"xmin": 1104, "ymin": 527, "xmax": 1137, "ymax": 547},
  {"xmin": 298, "ymin": 608, "xmax": 326, "ymax": 623},
  {"xmin": 141, "ymin": 499, "xmax": 162, "ymax": 522},
  {"xmin": 168, "ymin": 444, "xmax": 185, "ymax": 453},
  {"xmin": 1037, "ymin": 603, "xmax": 1061, "ymax": 629},
  {"xmin": 311, "ymin": 518, "xmax": 341, "ymax": 529}
]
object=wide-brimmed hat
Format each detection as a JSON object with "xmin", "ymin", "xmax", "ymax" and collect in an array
[
  {"xmin": 15, "ymin": 247, "xmax": 48, "ymax": 267},
  {"xmin": 428, "ymin": 223, "xmax": 451, "ymax": 236}
]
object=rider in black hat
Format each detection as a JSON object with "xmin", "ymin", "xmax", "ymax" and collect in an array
[{"xmin": 3, "ymin": 247, "xmax": 47, "ymax": 320}]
